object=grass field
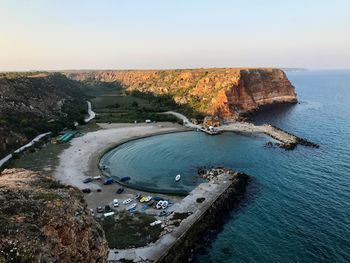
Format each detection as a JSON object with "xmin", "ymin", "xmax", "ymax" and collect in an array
[
  {"xmin": 81, "ymin": 81, "xmax": 182, "ymax": 123},
  {"xmin": 99, "ymin": 211, "xmax": 162, "ymax": 249}
]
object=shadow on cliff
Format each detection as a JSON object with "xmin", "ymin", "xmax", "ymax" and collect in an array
[{"xmin": 250, "ymin": 103, "xmax": 298, "ymax": 125}]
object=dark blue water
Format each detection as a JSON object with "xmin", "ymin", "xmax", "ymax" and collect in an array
[{"xmin": 101, "ymin": 70, "xmax": 350, "ymax": 262}]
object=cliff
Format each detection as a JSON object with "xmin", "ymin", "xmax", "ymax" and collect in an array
[
  {"xmin": 0, "ymin": 73, "xmax": 85, "ymax": 158},
  {"xmin": 65, "ymin": 68, "xmax": 297, "ymax": 120},
  {"xmin": 0, "ymin": 168, "xmax": 108, "ymax": 262}
]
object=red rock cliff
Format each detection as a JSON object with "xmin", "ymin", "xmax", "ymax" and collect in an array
[{"xmin": 66, "ymin": 68, "xmax": 297, "ymax": 119}]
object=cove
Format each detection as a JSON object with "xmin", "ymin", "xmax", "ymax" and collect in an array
[{"xmin": 99, "ymin": 131, "xmax": 271, "ymax": 194}]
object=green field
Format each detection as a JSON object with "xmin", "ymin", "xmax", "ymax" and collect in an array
[
  {"xmin": 81, "ymin": 81, "xmax": 184, "ymax": 123},
  {"xmin": 99, "ymin": 211, "xmax": 162, "ymax": 249}
]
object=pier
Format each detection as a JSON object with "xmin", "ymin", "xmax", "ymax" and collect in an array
[
  {"xmin": 164, "ymin": 111, "xmax": 319, "ymax": 149},
  {"xmin": 107, "ymin": 169, "xmax": 249, "ymax": 262}
]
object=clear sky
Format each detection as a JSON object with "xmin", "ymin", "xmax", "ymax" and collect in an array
[{"xmin": 1, "ymin": 0, "xmax": 349, "ymax": 71}]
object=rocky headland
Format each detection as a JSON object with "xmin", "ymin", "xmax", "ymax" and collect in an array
[{"xmin": 0, "ymin": 168, "xmax": 108, "ymax": 262}]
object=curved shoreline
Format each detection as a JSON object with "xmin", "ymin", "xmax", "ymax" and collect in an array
[{"xmin": 54, "ymin": 123, "xmax": 188, "ymax": 190}]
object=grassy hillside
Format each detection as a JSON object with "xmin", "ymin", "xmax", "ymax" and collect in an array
[
  {"xmin": 0, "ymin": 73, "xmax": 87, "ymax": 158},
  {"xmin": 80, "ymin": 79, "xmax": 202, "ymax": 123}
]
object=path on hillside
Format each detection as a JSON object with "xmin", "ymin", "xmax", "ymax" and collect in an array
[{"xmin": 84, "ymin": 101, "xmax": 96, "ymax": 122}]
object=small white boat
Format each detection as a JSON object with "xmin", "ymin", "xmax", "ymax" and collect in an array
[
  {"xmin": 150, "ymin": 220, "xmax": 162, "ymax": 226},
  {"xmin": 156, "ymin": 201, "xmax": 164, "ymax": 209},
  {"xmin": 127, "ymin": 203, "xmax": 137, "ymax": 210},
  {"xmin": 161, "ymin": 200, "xmax": 168, "ymax": 209},
  {"xmin": 175, "ymin": 174, "xmax": 181, "ymax": 182},
  {"xmin": 122, "ymin": 198, "xmax": 132, "ymax": 205}
]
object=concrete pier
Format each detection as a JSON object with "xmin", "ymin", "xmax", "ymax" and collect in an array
[
  {"xmin": 163, "ymin": 111, "xmax": 319, "ymax": 149},
  {"xmin": 107, "ymin": 169, "xmax": 249, "ymax": 262}
]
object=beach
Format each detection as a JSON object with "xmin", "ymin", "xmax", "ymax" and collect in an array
[{"xmin": 54, "ymin": 122, "xmax": 187, "ymax": 208}]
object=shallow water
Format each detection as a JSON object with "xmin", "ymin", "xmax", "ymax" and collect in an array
[{"xmin": 101, "ymin": 70, "xmax": 350, "ymax": 262}]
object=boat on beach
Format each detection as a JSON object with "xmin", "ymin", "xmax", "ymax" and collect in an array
[
  {"xmin": 123, "ymin": 198, "xmax": 132, "ymax": 205},
  {"xmin": 127, "ymin": 203, "xmax": 137, "ymax": 210}
]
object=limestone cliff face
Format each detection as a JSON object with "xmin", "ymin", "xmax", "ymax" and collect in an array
[
  {"xmin": 66, "ymin": 68, "xmax": 297, "ymax": 119},
  {"xmin": 0, "ymin": 169, "xmax": 108, "ymax": 262}
]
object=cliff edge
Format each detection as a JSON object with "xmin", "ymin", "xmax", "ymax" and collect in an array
[
  {"xmin": 0, "ymin": 168, "xmax": 108, "ymax": 262},
  {"xmin": 65, "ymin": 68, "xmax": 297, "ymax": 120}
]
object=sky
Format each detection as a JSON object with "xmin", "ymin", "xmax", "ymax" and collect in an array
[{"xmin": 0, "ymin": 0, "xmax": 349, "ymax": 71}]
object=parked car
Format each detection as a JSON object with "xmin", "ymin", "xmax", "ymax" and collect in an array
[
  {"xmin": 116, "ymin": 187, "xmax": 124, "ymax": 194},
  {"xmin": 83, "ymin": 178, "xmax": 93, "ymax": 183},
  {"xmin": 113, "ymin": 199, "xmax": 119, "ymax": 207},
  {"xmin": 104, "ymin": 205, "xmax": 112, "ymax": 213},
  {"xmin": 93, "ymin": 175, "xmax": 102, "ymax": 180},
  {"xmin": 82, "ymin": 188, "xmax": 91, "ymax": 193},
  {"xmin": 103, "ymin": 178, "xmax": 114, "ymax": 185},
  {"xmin": 97, "ymin": 206, "xmax": 103, "ymax": 213}
]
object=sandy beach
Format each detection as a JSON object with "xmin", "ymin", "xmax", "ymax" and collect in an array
[{"xmin": 54, "ymin": 122, "xmax": 187, "ymax": 208}]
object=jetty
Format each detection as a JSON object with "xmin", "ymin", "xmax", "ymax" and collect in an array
[
  {"xmin": 164, "ymin": 111, "xmax": 319, "ymax": 149},
  {"xmin": 107, "ymin": 169, "xmax": 249, "ymax": 262}
]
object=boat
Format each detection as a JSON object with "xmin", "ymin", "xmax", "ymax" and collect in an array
[
  {"xmin": 150, "ymin": 220, "xmax": 162, "ymax": 226},
  {"xmin": 122, "ymin": 198, "xmax": 132, "ymax": 205},
  {"xmin": 141, "ymin": 205, "xmax": 148, "ymax": 211},
  {"xmin": 147, "ymin": 199, "xmax": 155, "ymax": 206},
  {"xmin": 175, "ymin": 174, "xmax": 181, "ymax": 182},
  {"xmin": 120, "ymin": 176, "xmax": 131, "ymax": 182},
  {"xmin": 156, "ymin": 201, "xmax": 163, "ymax": 209},
  {"xmin": 161, "ymin": 200, "xmax": 168, "ymax": 209},
  {"xmin": 127, "ymin": 203, "xmax": 137, "ymax": 210}
]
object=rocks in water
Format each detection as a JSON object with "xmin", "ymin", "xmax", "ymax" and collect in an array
[{"xmin": 198, "ymin": 167, "xmax": 238, "ymax": 181}]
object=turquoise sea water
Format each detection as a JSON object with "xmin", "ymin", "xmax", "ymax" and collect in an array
[{"xmin": 101, "ymin": 70, "xmax": 350, "ymax": 262}]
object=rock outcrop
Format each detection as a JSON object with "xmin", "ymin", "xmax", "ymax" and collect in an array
[
  {"xmin": 0, "ymin": 168, "xmax": 108, "ymax": 262},
  {"xmin": 65, "ymin": 68, "xmax": 297, "ymax": 120}
]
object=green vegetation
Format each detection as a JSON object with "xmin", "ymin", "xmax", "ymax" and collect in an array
[
  {"xmin": 0, "ymin": 72, "xmax": 87, "ymax": 146},
  {"xmin": 99, "ymin": 212, "xmax": 162, "ymax": 249},
  {"xmin": 80, "ymin": 80, "xmax": 204, "ymax": 123},
  {"xmin": 34, "ymin": 192, "xmax": 61, "ymax": 201}
]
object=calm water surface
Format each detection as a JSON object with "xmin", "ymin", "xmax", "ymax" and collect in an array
[{"xmin": 101, "ymin": 70, "xmax": 350, "ymax": 262}]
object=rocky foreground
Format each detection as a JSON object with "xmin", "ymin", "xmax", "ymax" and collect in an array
[
  {"xmin": 0, "ymin": 169, "xmax": 108, "ymax": 262},
  {"xmin": 65, "ymin": 68, "xmax": 297, "ymax": 119}
]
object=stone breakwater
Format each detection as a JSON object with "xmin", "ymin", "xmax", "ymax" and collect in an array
[
  {"xmin": 263, "ymin": 124, "xmax": 320, "ymax": 150},
  {"xmin": 165, "ymin": 111, "xmax": 319, "ymax": 150},
  {"xmin": 108, "ymin": 168, "xmax": 249, "ymax": 262}
]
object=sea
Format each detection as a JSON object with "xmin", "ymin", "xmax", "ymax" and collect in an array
[{"xmin": 100, "ymin": 70, "xmax": 350, "ymax": 262}]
